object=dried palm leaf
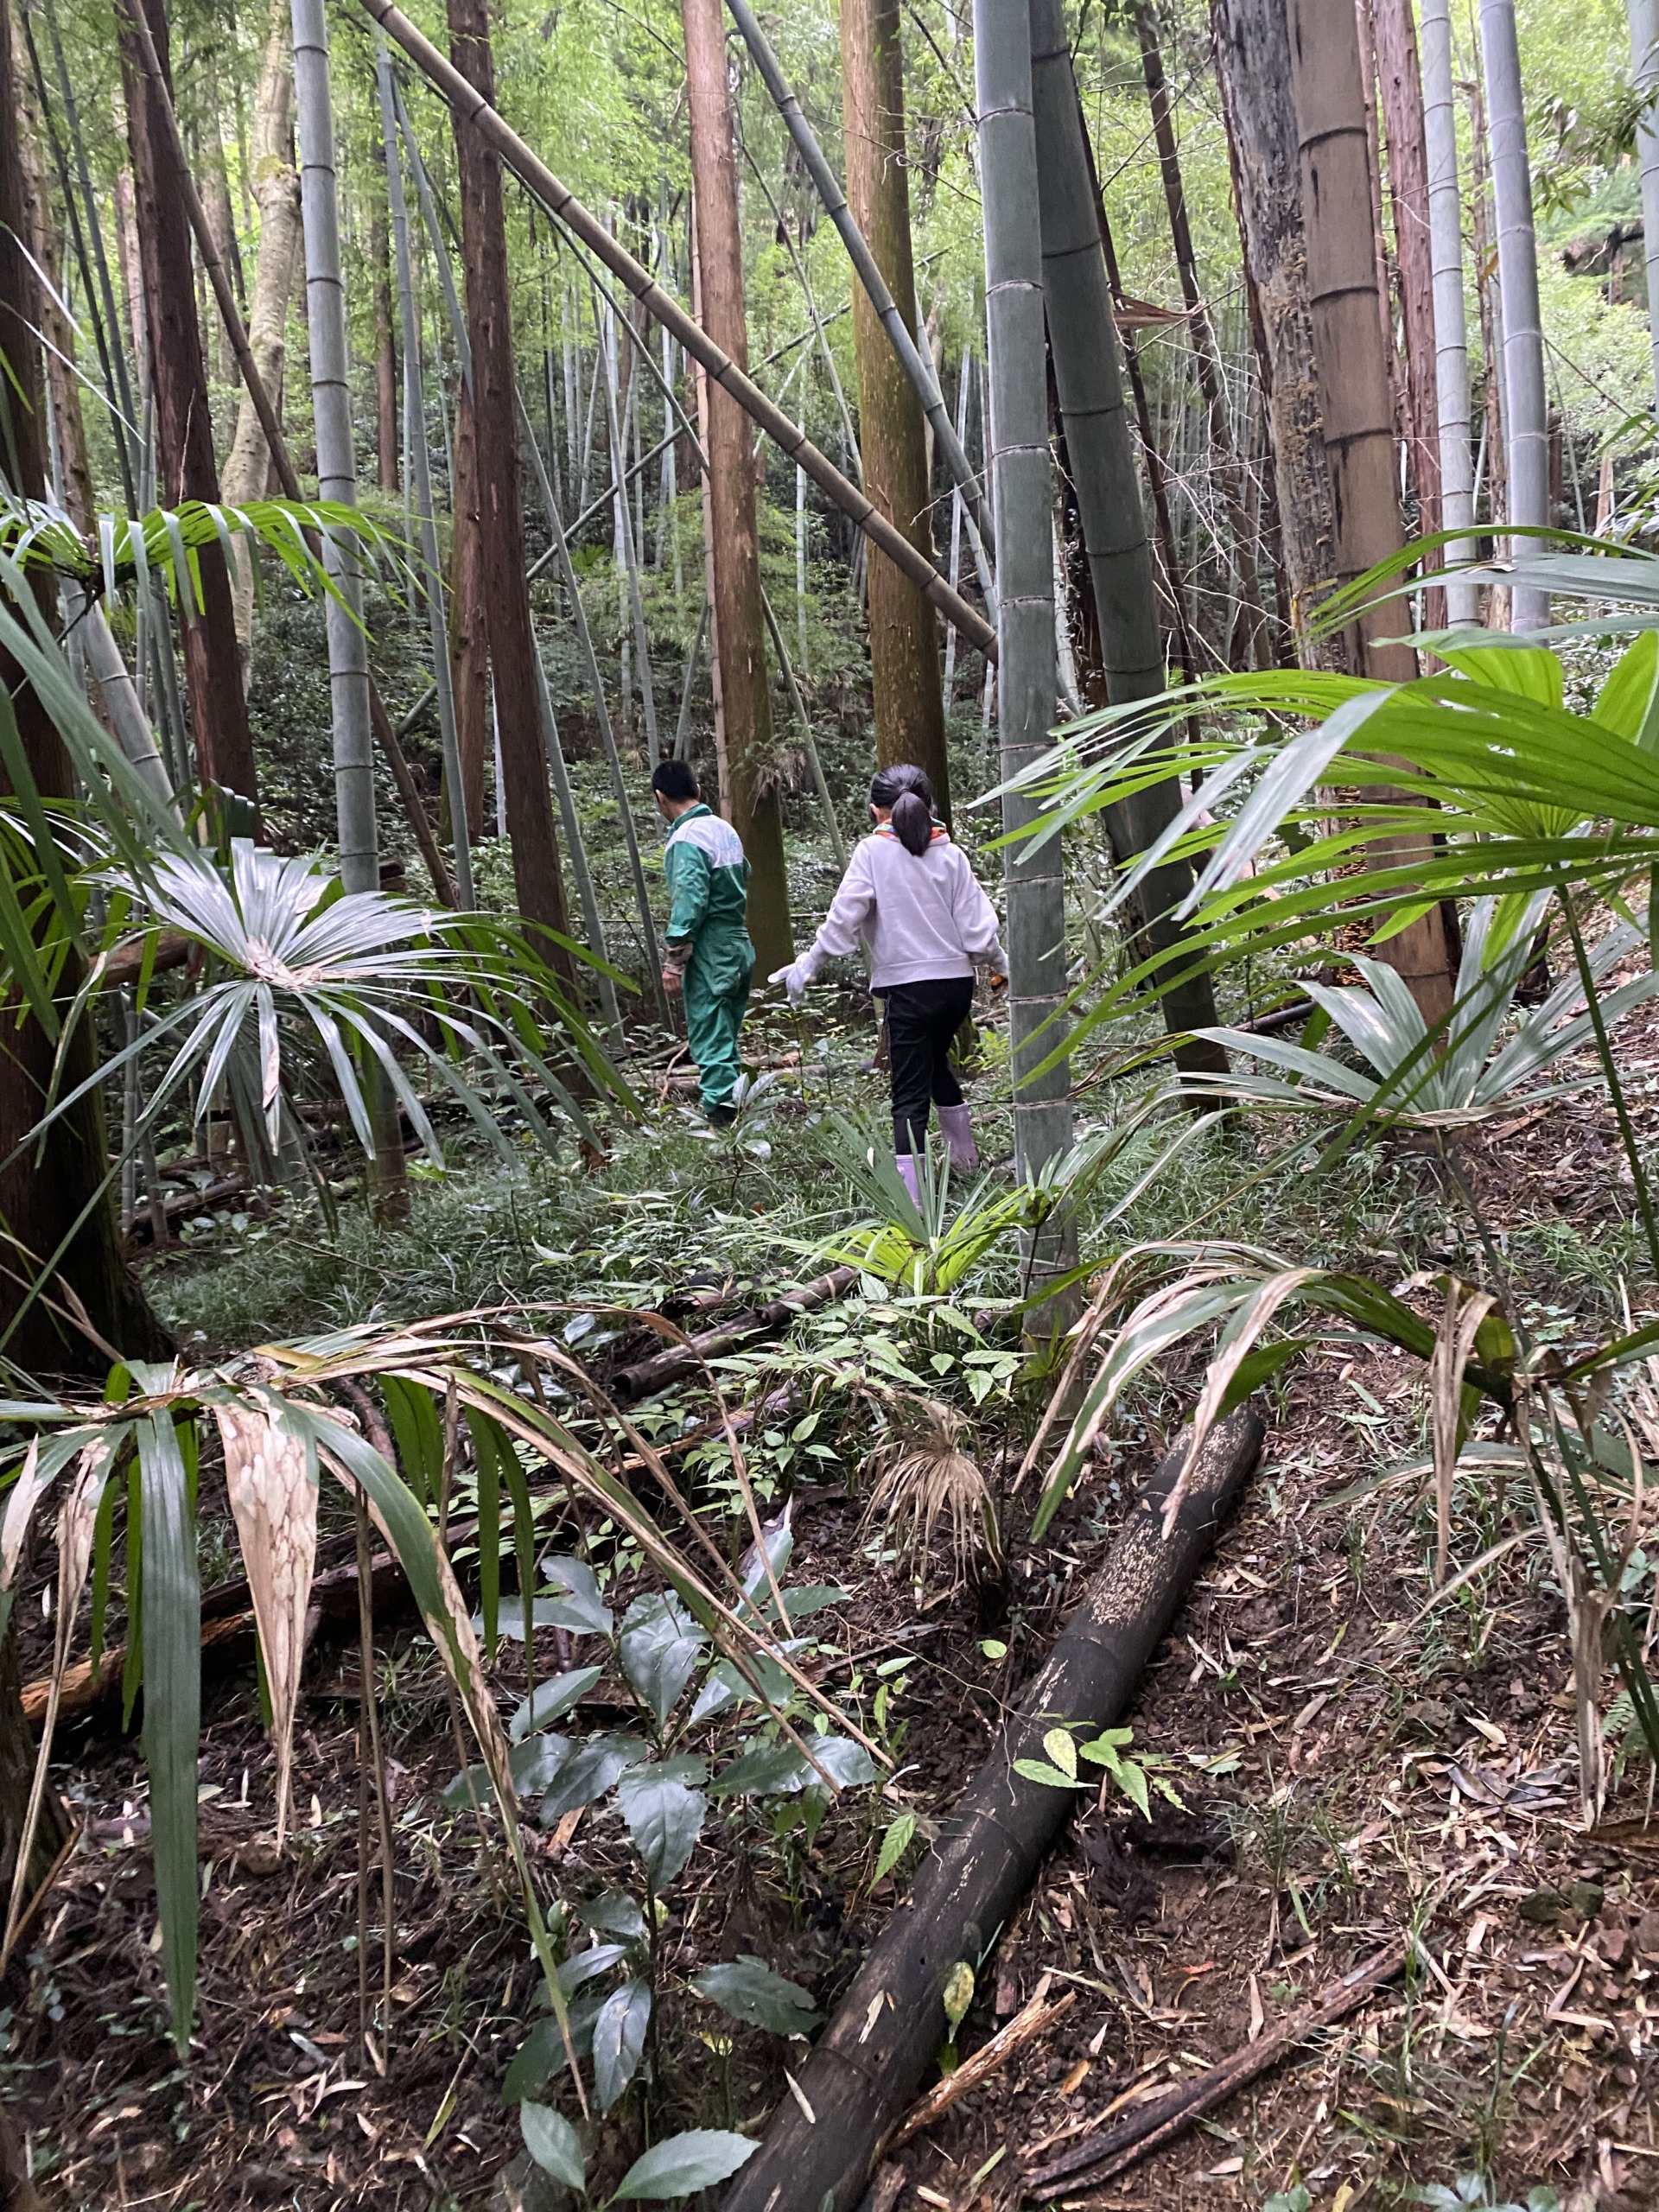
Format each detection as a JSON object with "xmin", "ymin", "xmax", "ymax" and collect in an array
[{"xmin": 862, "ymin": 1398, "xmax": 1000, "ymax": 1589}]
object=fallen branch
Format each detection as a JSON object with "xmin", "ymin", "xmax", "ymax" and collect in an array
[
  {"xmin": 887, "ymin": 1986, "xmax": 1075, "ymax": 2151},
  {"xmin": 1024, "ymin": 1940, "xmax": 1408, "ymax": 2197},
  {"xmin": 609, "ymin": 1266, "xmax": 858, "ymax": 1402},
  {"xmin": 720, "ymin": 1407, "xmax": 1262, "ymax": 2212}
]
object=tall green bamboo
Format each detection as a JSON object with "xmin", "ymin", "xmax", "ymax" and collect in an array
[
  {"xmin": 290, "ymin": 0, "xmax": 376, "ymax": 895},
  {"xmin": 1028, "ymin": 0, "xmax": 1224, "ymax": 1078},
  {"xmin": 1477, "ymin": 0, "xmax": 1548, "ymax": 627},
  {"xmin": 975, "ymin": 0, "xmax": 1072, "ymax": 1310}
]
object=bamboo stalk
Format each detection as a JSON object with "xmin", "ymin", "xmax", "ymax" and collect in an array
[
  {"xmin": 760, "ymin": 588, "xmax": 849, "ymax": 871},
  {"xmin": 724, "ymin": 0, "xmax": 995, "ymax": 588},
  {"xmin": 594, "ymin": 281, "xmax": 661, "ymax": 763},
  {"xmin": 352, "ymin": 0, "xmax": 998, "ymax": 662}
]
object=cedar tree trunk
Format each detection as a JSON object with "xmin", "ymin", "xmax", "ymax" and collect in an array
[
  {"xmin": 120, "ymin": 0, "xmax": 258, "ymax": 808},
  {"xmin": 1374, "ymin": 0, "xmax": 1441, "ymax": 549},
  {"xmin": 840, "ymin": 0, "xmax": 950, "ymax": 814},
  {"xmin": 1211, "ymin": 0, "xmax": 1338, "ymax": 658},
  {"xmin": 222, "ymin": 0, "xmax": 301, "ymax": 680},
  {"xmin": 446, "ymin": 0, "xmax": 573, "ymax": 969},
  {"xmin": 683, "ymin": 0, "xmax": 793, "ymax": 970},
  {"xmin": 448, "ymin": 379, "xmax": 489, "ymax": 842},
  {"xmin": 1287, "ymin": 0, "xmax": 1456, "ymax": 1021},
  {"xmin": 372, "ymin": 195, "xmax": 398, "ymax": 493}
]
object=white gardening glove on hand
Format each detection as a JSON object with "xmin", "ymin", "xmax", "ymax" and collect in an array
[
  {"xmin": 982, "ymin": 938, "xmax": 1010, "ymax": 986},
  {"xmin": 769, "ymin": 962, "xmax": 810, "ymax": 1007}
]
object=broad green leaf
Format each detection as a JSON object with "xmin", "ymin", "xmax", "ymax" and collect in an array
[
  {"xmin": 137, "ymin": 1412, "xmax": 200, "ymax": 2051},
  {"xmin": 593, "ymin": 1978, "xmax": 652, "ymax": 2111},
  {"xmin": 619, "ymin": 1592, "xmax": 706, "ymax": 1726},
  {"xmin": 380, "ymin": 1374, "xmax": 443, "ymax": 1510},
  {"xmin": 1012, "ymin": 1759, "xmax": 1084, "ymax": 1789},
  {"xmin": 709, "ymin": 1734, "xmax": 875, "ymax": 1799},
  {"xmin": 610, "ymin": 2128, "xmax": 757, "ymax": 2199},
  {"xmin": 539, "ymin": 1553, "xmax": 613, "ymax": 1637},
  {"xmin": 520, "ymin": 2101, "xmax": 585, "ymax": 2189},
  {"xmin": 1041, "ymin": 1727, "xmax": 1077, "ymax": 1780},
  {"xmin": 539, "ymin": 1735, "xmax": 651, "ymax": 1821},
  {"xmin": 691, "ymin": 1955, "xmax": 820, "ymax": 2037},
  {"xmin": 576, "ymin": 1891, "xmax": 647, "ymax": 1939},
  {"xmin": 503, "ymin": 2019, "xmax": 563, "ymax": 2106},
  {"xmin": 510, "ymin": 1666, "xmax": 605, "ymax": 1743},
  {"xmin": 616, "ymin": 1759, "xmax": 709, "ymax": 1887}
]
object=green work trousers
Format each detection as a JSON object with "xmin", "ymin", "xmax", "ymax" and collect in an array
[{"xmin": 684, "ymin": 946, "xmax": 753, "ymax": 1111}]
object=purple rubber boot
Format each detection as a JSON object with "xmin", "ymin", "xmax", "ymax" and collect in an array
[
  {"xmin": 895, "ymin": 1154, "xmax": 920, "ymax": 1205},
  {"xmin": 938, "ymin": 1103, "xmax": 979, "ymax": 1174}
]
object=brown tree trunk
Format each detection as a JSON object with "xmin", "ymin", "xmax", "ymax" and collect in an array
[
  {"xmin": 1133, "ymin": 0, "xmax": 1273, "ymax": 670},
  {"xmin": 445, "ymin": 0, "xmax": 572, "ymax": 971},
  {"xmin": 839, "ymin": 0, "xmax": 950, "ymax": 813},
  {"xmin": 0, "ymin": 0, "xmax": 167, "ymax": 1390},
  {"xmin": 1211, "ymin": 0, "xmax": 1338, "ymax": 658},
  {"xmin": 1374, "ymin": 0, "xmax": 1442, "ymax": 573},
  {"xmin": 222, "ymin": 0, "xmax": 301, "ymax": 683},
  {"xmin": 1287, "ymin": 0, "xmax": 1456, "ymax": 1023},
  {"xmin": 683, "ymin": 0, "xmax": 793, "ymax": 972},
  {"xmin": 372, "ymin": 195, "xmax": 398, "ymax": 493},
  {"xmin": 448, "ymin": 380, "xmax": 489, "ymax": 843},
  {"xmin": 121, "ymin": 0, "xmax": 258, "ymax": 810}
]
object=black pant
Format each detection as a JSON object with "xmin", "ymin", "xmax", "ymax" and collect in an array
[{"xmin": 887, "ymin": 976, "xmax": 974, "ymax": 1154}]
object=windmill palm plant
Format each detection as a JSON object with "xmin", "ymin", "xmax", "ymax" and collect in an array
[
  {"xmin": 1189, "ymin": 893, "xmax": 1659, "ymax": 1128},
  {"xmin": 810, "ymin": 1096, "xmax": 1224, "ymax": 1303},
  {"xmin": 0, "ymin": 505, "xmax": 629, "ymax": 1351},
  {"xmin": 995, "ymin": 530, "xmax": 1659, "ymax": 1814}
]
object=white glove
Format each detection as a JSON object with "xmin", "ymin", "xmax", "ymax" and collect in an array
[
  {"xmin": 769, "ymin": 962, "xmax": 810, "ymax": 1007},
  {"xmin": 981, "ymin": 939, "xmax": 1010, "ymax": 982}
]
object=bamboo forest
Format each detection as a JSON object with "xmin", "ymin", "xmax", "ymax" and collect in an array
[{"xmin": 12, "ymin": 0, "xmax": 1659, "ymax": 2201}]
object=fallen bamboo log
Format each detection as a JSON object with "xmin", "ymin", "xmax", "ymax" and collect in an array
[
  {"xmin": 1024, "ymin": 1939, "xmax": 1407, "ymax": 2196},
  {"xmin": 721, "ymin": 1406, "xmax": 1263, "ymax": 2212},
  {"xmin": 609, "ymin": 1267, "xmax": 859, "ymax": 1402}
]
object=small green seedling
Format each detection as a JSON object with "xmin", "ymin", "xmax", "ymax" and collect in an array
[{"xmin": 1013, "ymin": 1725, "xmax": 1185, "ymax": 1818}]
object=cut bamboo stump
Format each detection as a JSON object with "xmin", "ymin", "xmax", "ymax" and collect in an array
[{"xmin": 721, "ymin": 1407, "xmax": 1262, "ymax": 2212}]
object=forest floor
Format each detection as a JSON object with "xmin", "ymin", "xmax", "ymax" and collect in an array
[{"xmin": 4, "ymin": 966, "xmax": 1659, "ymax": 2212}]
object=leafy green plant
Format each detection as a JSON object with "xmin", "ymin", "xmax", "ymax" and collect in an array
[
  {"xmin": 1192, "ymin": 893, "xmax": 1659, "ymax": 1128},
  {"xmin": 1013, "ymin": 1723, "xmax": 1184, "ymax": 1816},
  {"xmin": 810, "ymin": 1098, "xmax": 1221, "ymax": 1303},
  {"xmin": 1403, "ymin": 2177, "xmax": 1559, "ymax": 2212},
  {"xmin": 519, "ymin": 2106, "xmax": 756, "ymax": 2202},
  {"xmin": 465, "ymin": 1510, "xmax": 872, "ymax": 2117}
]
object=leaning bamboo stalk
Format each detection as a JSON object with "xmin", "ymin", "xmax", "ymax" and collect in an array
[
  {"xmin": 350, "ymin": 0, "xmax": 997, "ymax": 662},
  {"xmin": 673, "ymin": 598, "xmax": 709, "ymax": 763},
  {"xmin": 721, "ymin": 1411, "xmax": 1263, "ymax": 2212},
  {"xmin": 723, "ymin": 0, "xmax": 995, "ymax": 588},
  {"xmin": 1030, "ymin": 0, "xmax": 1224, "ymax": 1077}
]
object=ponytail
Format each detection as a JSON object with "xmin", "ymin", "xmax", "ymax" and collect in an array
[
  {"xmin": 869, "ymin": 761, "xmax": 937, "ymax": 857},
  {"xmin": 888, "ymin": 790, "xmax": 933, "ymax": 856}
]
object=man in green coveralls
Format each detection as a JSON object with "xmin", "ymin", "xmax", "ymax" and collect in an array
[{"xmin": 651, "ymin": 760, "xmax": 753, "ymax": 1125}]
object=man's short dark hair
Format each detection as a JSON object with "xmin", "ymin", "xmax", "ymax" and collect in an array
[{"xmin": 652, "ymin": 760, "xmax": 699, "ymax": 803}]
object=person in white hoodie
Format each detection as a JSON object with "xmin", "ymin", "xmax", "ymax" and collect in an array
[{"xmin": 771, "ymin": 763, "xmax": 1007, "ymax": 1196}]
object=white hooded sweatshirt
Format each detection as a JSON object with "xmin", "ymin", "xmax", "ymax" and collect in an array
[{"xmin": 796, "ymin": 825, "xmax": 1007, "ymax": 990}]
